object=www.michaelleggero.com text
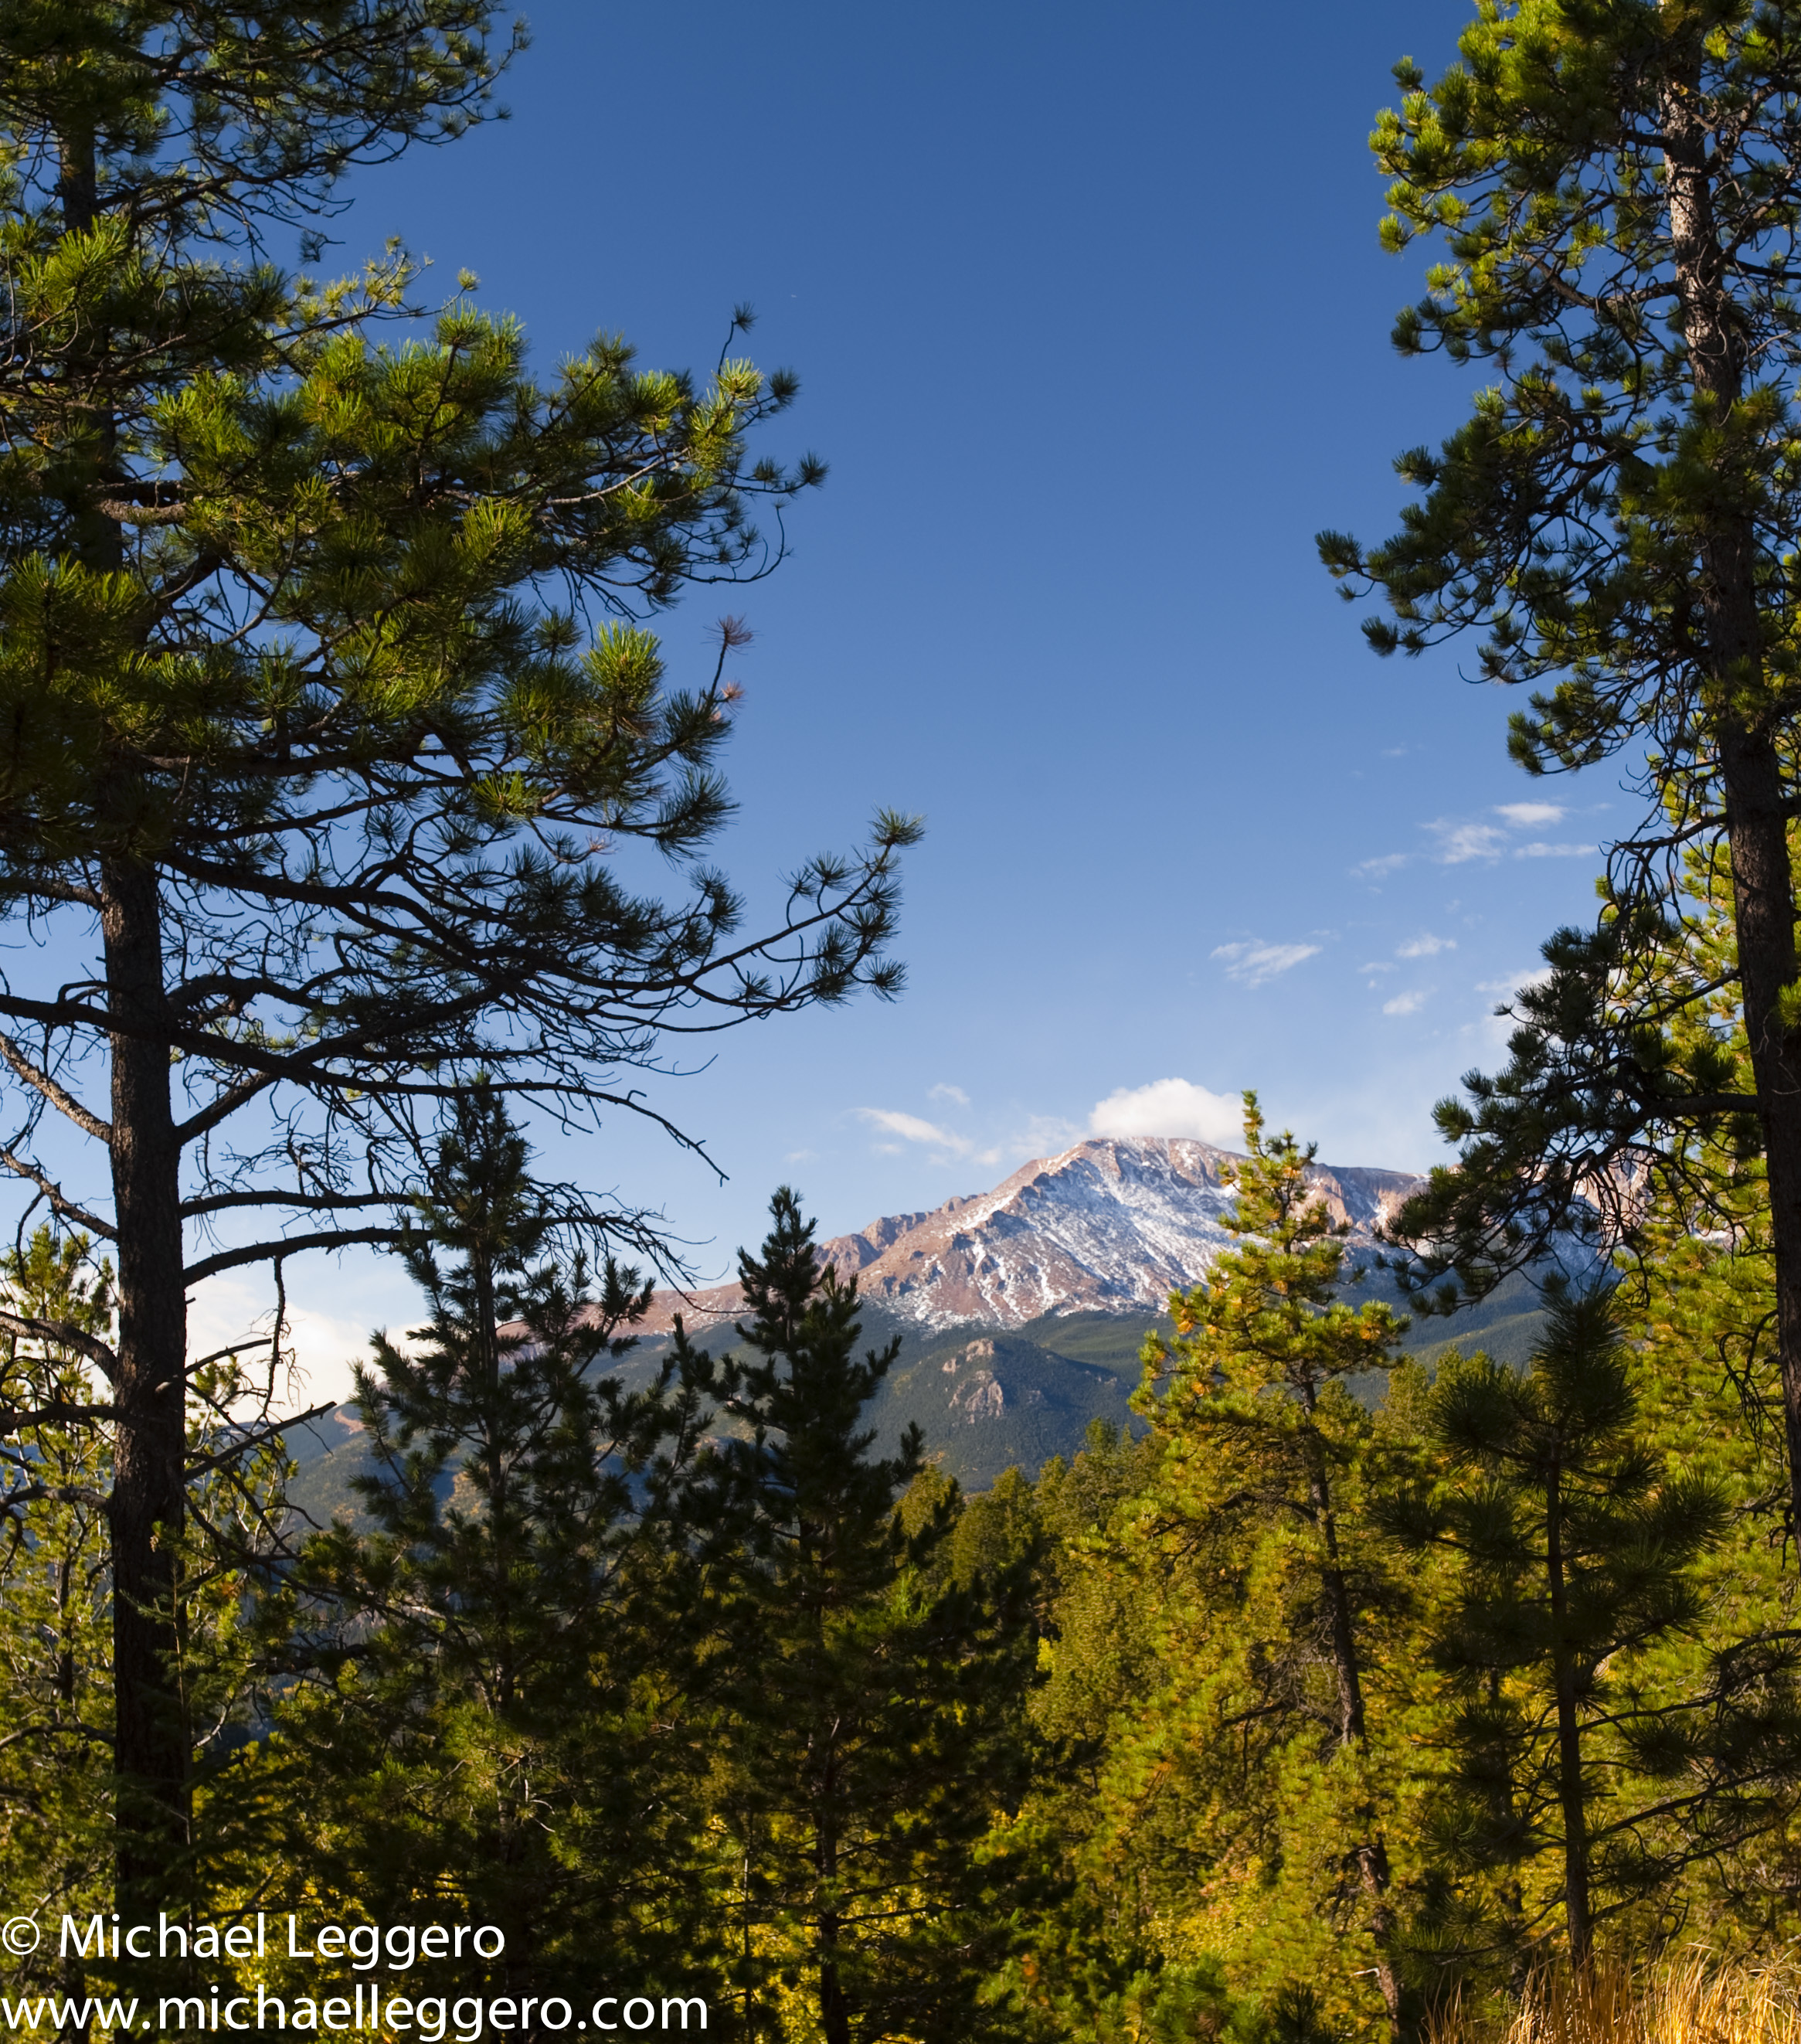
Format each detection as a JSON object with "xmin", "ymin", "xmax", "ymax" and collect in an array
[{"xmin": 2, "ymin": 1987, "xmax": 709, "ymax": 2036}]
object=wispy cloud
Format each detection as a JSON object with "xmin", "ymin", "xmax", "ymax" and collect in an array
[
  {"xmin": 1211, "ymin": 939, "xmax": 1321, "ymax": 987},
  {"xmin": 1354, "ymin": 851, "xmax": 1411, "ymax": 879},
  {"xmin": 1429, "ymin": 818, "xmax": 1510, "ymax": 864},
  {"xmin": 928, "ymin": 1082, "xmax": 970, "ymax": 1107},
  {"xmin": 859, "ymin": 1108, "xmax": 964, "ymax": 1150},
  {"xmin": 1397, "ymin": 933, "xmax": 1456, "ymax": 958},
  {"xmin": 1359, "ymin": 802, "xmax": 1597, "ymax": 878},
  {"xmin": 1018, "ymin": 1114, "xmax": 1084, "ymax": 1158},
  {"xmin": 1475, "ymin": 967, "xmax": 1554, "ymax": 998},
  {"xmin": 1089, "ymin": 1078, "xmax": 1242, "ymax": 1146},
  {"xmin": 189, "ymin": 1274, "xmax": 386, "ymax": 1415},
  {"xmin": 1383, "ymin": 988, "xmax": 1429, "ymax": 1016},
  {"xmin": 855, "ymin": 1108, "xmax": 1001, "ymax": 1166}
]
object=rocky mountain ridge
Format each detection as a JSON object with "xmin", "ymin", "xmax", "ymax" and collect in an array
[
  {"xmin": 641, "ymin": 1135, "xmax": 1422, "ymax": 1335},
  {"xmin": 289, "ymin": 1141, "xmax": 1551, "ymax": 1513}
]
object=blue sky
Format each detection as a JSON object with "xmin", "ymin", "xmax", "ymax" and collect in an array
[{"xmin": 203, "ymin": 1, "xmax": 1626, "ymax": 1392}]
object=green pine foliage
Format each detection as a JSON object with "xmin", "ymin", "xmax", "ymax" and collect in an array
[
  {"xmin": 17, "ymin": 1095, "xmax": 1801, "ymax": 2044},
  {"xmin": 0, "ymin": 1230, "xmax": 116, "ymax": 1994},
  {"xmin": 13, "ymin": 19, "xmax": 1801, "ymax": 2043},
  {"xmin": 0, "ymin": 0, "xmax": 919, "ymax": 1887},
  {"xmin": 688, "ymin": 1189, "xmax": 1038, "ymax": 2044},
  {"xmin": 248, "ymin": 1089, "xmax": 726, "ymax": 2006},
  {"xmin": 1122, "ymin": 1100, "xmax": 1421, "ymax": 2037},
  {"xmin": 1317, "ymin": 0, "xmax": 1801, "ymax": 1556},
  {"xmin": 0, "ymin": 1225, "xmax": 289, "ymax": 1983},
  {"xmin": 987, "ymin": 1104, "xmax": 1436, "ymax": 2044},
  {"xmin": 1618, "ymin": 1148, "xmax": 1801, "ymax": 1947},
  {"xmin": 1382, "ymin": 1291, "xmax": 1732, "ymax": 1974}
]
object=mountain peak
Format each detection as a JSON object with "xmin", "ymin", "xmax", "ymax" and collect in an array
[{"xmin": 641, "ymin": 1134, "xmax": 1421, "ymax": 1335}]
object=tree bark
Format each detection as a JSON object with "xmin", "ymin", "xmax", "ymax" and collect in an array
[
  {"xmin": 816, "ymin": 1785, "xmax": 848, "ymax": 2044},
  {"xmin": 63, "ymin": 89, "xmax": 192, "ymax": 1902},
  {"xmin": 1663, "ymin": 62, "xmax": 1801, "ymax": 1551},
  {"xmin": 102, "ymin": 854, "xmax": 190, "ymax": 1902},
  {"xmin": 1307, "ymin": 1424, "xmax": 1402, "ymax": 2036},
  {"xmin": 1544, "ymin": 1459, "xmax": 1592, "ymax": 1969}
]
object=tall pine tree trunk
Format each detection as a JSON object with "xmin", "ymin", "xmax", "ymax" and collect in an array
[
  {"xmin": 816, "ymin": 1765, "xmax": 848, "ymax": 2044},
  {"xmin": 102, "ymin": 855, "xmax": 190, "ymax": 1899},
  {"xmin": 58, "ymin": 103, "xmax": 191, "ymax": 1900},
  {"xmin": 1307, "ymin": 1425, "xmax": 1401, "ymax": 2036},
  {"xmin": 1543, "ymin": 1461, "xmax": 1592, "ymax": 1967},
  {"xmin": 1663, "ymin": 61, "xmax": 1801, "ymax": 1551}
]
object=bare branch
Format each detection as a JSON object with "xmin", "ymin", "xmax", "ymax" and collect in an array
[
  {"xmin": 0, "ymin": 1309, "xmax": 117, "ymax": 1375},
  {"xmin": 0, "ymin": 1031, "xmax": 111, "ymax": 1143},
  {"xmin": 0, "ymin": 1147, "xmax": 116, "ymax": 1239},
  {"xmin": 185, "ymin": 1226, "xmax": 406, "ymax": 1286}
]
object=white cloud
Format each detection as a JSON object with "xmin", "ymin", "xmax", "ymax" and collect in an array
[
  {"xmin": 188, "ymin": 1273, "xmax": 378, "ymax": 1415},
  {"xmin": 1475, "ymin": 966, "xmax": 1554, "ymax": 998},
  {"xmin": 1211, "ymin": 938, "xmax": 1321, "ymax": 987},
  {"xmin": 928, "ymin": 1083, "xmax": 970, "ymax": 1107},
  {"xmin": 1429, "ymin": 818, "xmax": 1509, "ymax": 864},
  {"xmin": 1397, "ymin": 934, "xmax": 1456, "ymax": 958},
  {"xmin": 859, "ymin": 1107, "xmax": 968, "ymax": 1151},
  {"xmin": 856, "ymin": 1108, "xmax": 1001, "ymax": 1166},
  {"xmin": 1089, "ymin": 1078, "xmax": 1243, "ymax": 1146},
  {"xmin": 1383, "ymin": 989, "xmax": 1429, "ymax": 1015},
  {"xmin": 1362, "ymin": 802, "xmax": 1596, "ymax": 879},
  {"xmin": 1358, "ymin": 961, "xmax": 1395, "ymax": 974}
]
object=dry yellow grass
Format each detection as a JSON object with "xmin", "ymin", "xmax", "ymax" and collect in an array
[{"xmin": 1426, "ymin": 1954, "xmax": 1801, "ymax": 2044}]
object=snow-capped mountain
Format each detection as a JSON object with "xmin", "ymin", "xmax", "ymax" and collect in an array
[{"xmin": 642, "ymin": 1136, "xmax": 1423, "ymax": 1335}]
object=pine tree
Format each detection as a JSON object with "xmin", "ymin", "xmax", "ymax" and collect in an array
[
  {"xmin": 1385, "ymin": 1290, "xmax": 1730, "ymax": 1969},
  {"xmin": 993, "ymin": 1421, "xmax": 1242, "ymax": 2044},
  {"xmin": 0, "ymin": 1229, "xmax": 115, "ymax": 1998},
  {"xmin": 1622, "ymin": 1140, "xmax": 1801, "ymax": 1941},
  {"xmin": 692, "ymin": 1189, "xmax": 1035, "ymax": 2044},
  {"xmin": 1317, "ymin": 1, "xmax": 1801, "ymax": 1555},
  {"xmin": 0, "ymin": 4, "xmax": 916, "ymax": 1887},
  {"xmin": 1127, "ymin": 1097, "xmax": 1416, "ymax": 2037},
  {"xmin": 259, "ymin": 1087, "xmax": 725, "ymax": 2007}
]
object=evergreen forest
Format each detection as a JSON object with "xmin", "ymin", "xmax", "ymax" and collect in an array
[{"xmin": 12, "ymin": 5, "xmax": 1801, "ymax": 2042}]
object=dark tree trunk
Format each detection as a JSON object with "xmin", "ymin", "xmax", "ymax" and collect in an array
[
  {"xmin": 1544, "ymin": 1462, "xmax": 1592, "ymax": 1968},
  {"xmin": 102, "ymin": 854, "xmax": 190, "ymax": 1902},
  {"xmin": 1306, "ymin": 1423, "xmax": 1402, "ymax": 2037},
  {"xmin": 817, "ymin": 1798, "xmax": 848, "ymax": 2044},
  {"xmin": 1716, "ymin": 730, "xmax": 1801, "ymax": 1542},
  {"xmin": 54, "ymin": 102, "xmax": 191, "ymax": 1902},
  {"xmin": 1663, "ymin": 66, "xmax": 1801, "ymax": 1552}
]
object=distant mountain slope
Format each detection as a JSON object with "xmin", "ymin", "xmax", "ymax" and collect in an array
[
  {"xmin": 641, "ymin": 1136, "xmax": 1422, "ymax": 1334},
  {"xmin": 285, "ymin": 1139, "xmax": 1554, "ymax": 1505},
  {"xmin": 872, "ymin": 1326, "xmax": 1138, "ymax": 1485},
  {"xmin": 282, "ymin": 1278, "xmax": 1553, "ymax": 1510}
]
